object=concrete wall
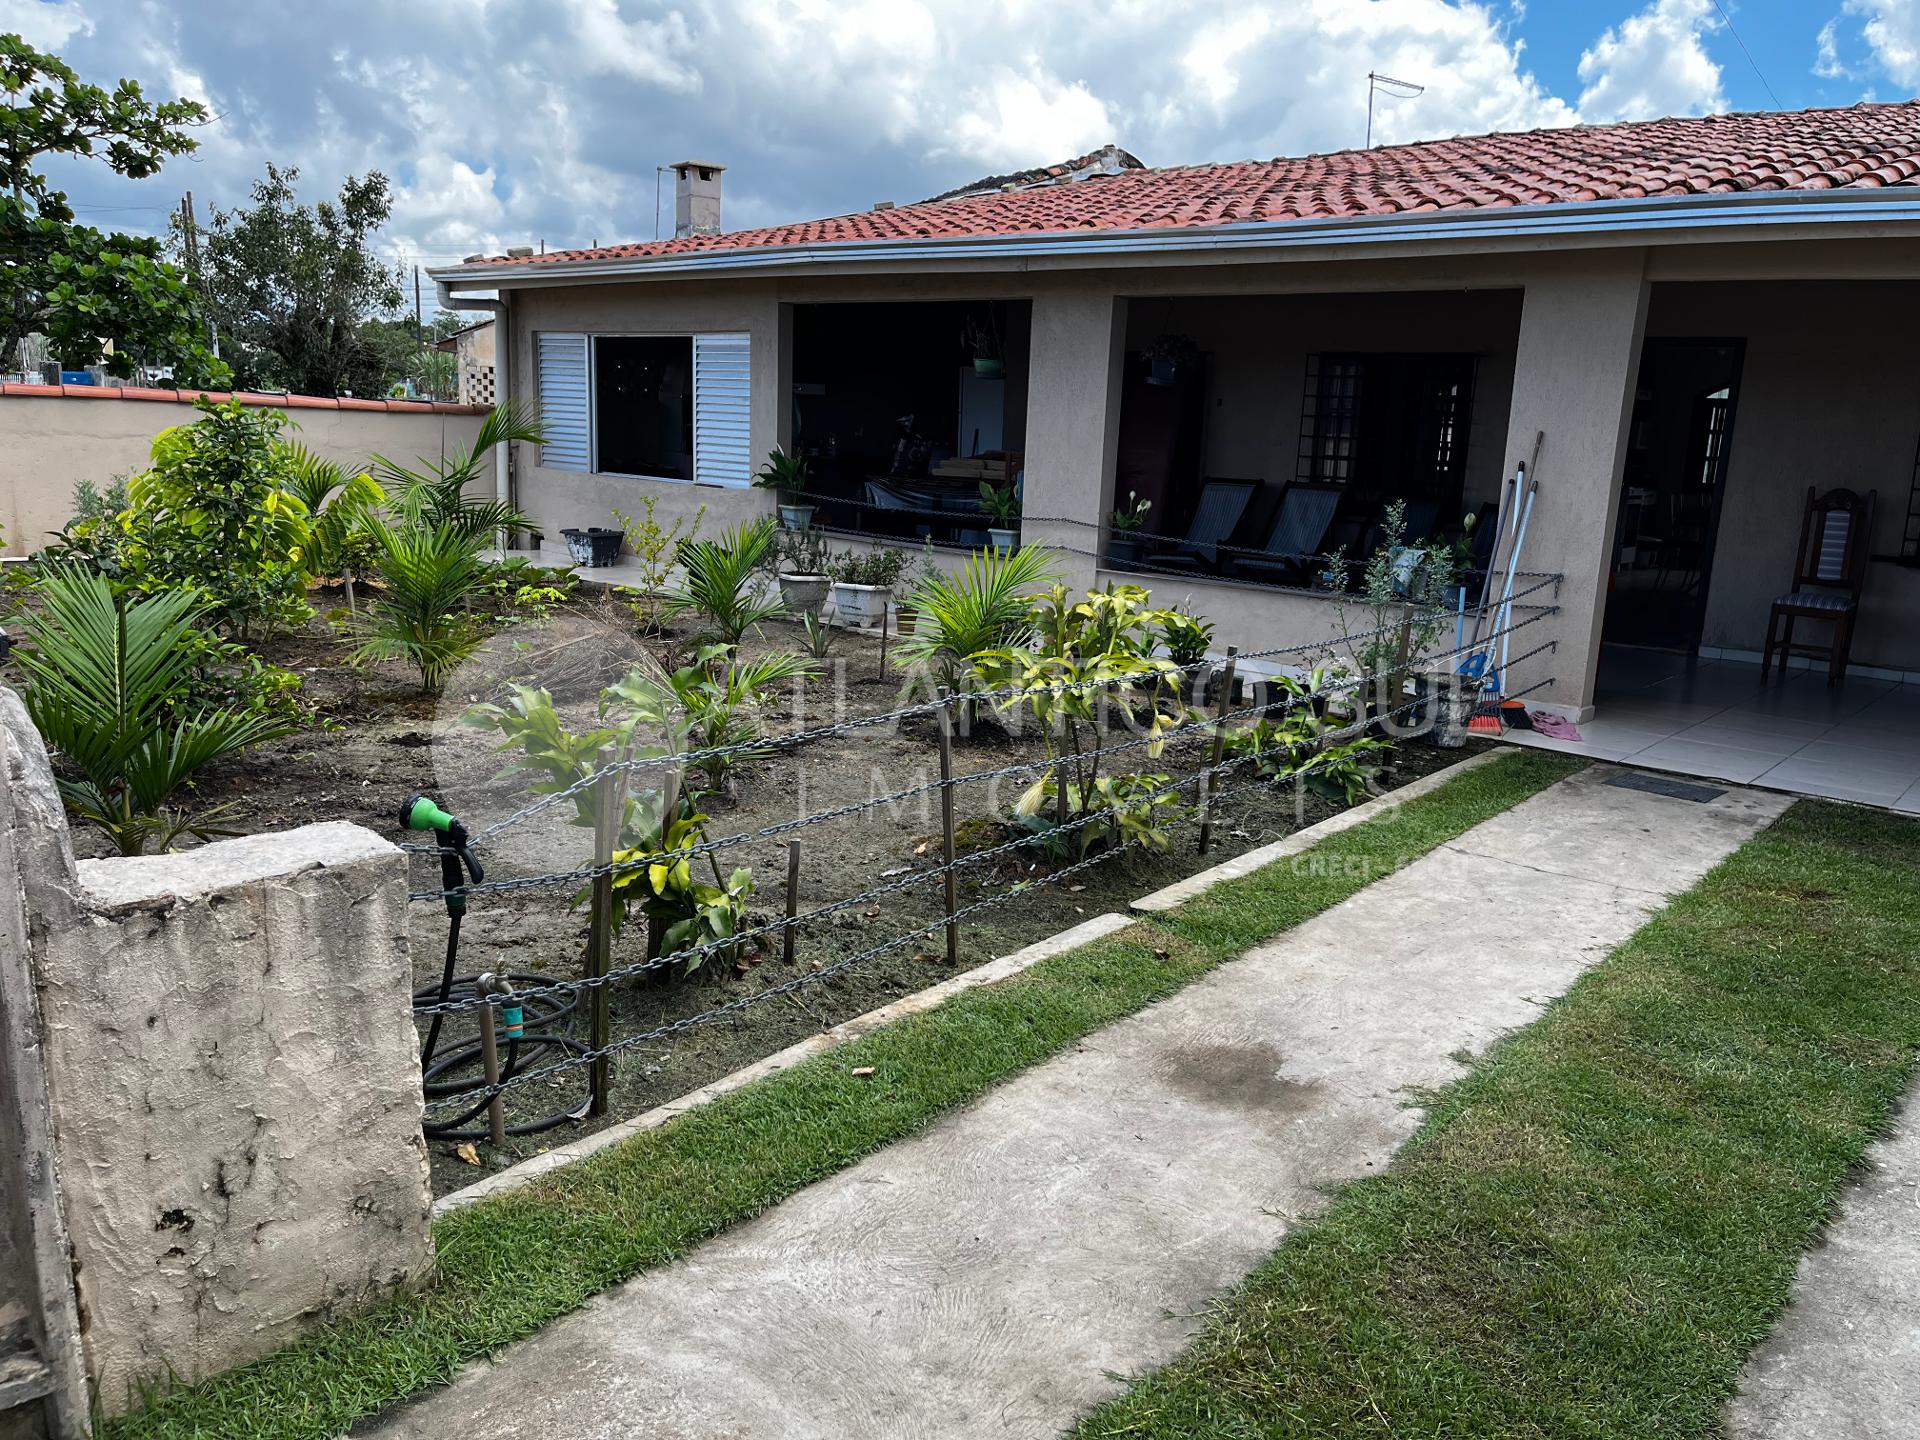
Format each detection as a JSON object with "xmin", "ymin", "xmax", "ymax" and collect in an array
[
  {"xmin": 1648, "ymin": 280, "xmax": 1920, "ymax": 672},
  {"xmin": 0, "ymin": 391, "xmax": 488, "ymax": 558},
  {"xmin": 0, "ymin": 694, "xmax": 87, "ymax": 1439},
  {"xmin": 0, "ymin": 690, "xmax": 432, "ymax": 1414}
]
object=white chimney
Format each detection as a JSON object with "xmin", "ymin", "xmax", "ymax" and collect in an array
[{"xmin": 672, "ymin": 160, "xmax": 725, "ymax": 238}]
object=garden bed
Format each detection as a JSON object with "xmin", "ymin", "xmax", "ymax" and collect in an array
[{"xmin": 135, "ymin": 594, "xmax": 1486, "ymax": 1196}]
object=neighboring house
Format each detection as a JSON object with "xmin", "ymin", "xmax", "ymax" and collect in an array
[
  {"xmin": 434, "ymin": 319, "xmax": 497, "ymax": 407},
  {"xmin": 433, "ymin": 106, "xmax": 1920, "ymax": 720}
]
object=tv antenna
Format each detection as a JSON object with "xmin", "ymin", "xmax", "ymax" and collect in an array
[{"xmin": 1366, "ymin": 71, "xmax": 1425, "ymax": 148}]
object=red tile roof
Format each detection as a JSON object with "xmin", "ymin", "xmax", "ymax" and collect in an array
[{"xmin": 462, "ymin": 101, "xmax": 1920, "ymax": 270}]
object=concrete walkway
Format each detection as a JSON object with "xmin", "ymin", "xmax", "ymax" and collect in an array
[
  {"xmin": 368, "ymin": 765, "xmax": 1789, "ymax": 1440},
  {"xmin": 1728, "ymin": 1093, "xmax": 1920, "ymax": 1439}
]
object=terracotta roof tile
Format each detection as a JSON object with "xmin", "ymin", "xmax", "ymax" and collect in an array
[{"xmin": 459, "ymin": 101, "xmax": 1920, "ymax": 272}]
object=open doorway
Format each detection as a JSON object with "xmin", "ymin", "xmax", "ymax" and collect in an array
[{"xmin": 1603, "ymin": 337, "xmax": 1745, "ymax": 652}]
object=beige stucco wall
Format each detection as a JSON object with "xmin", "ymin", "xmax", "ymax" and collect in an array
[
  {"xmin": 487, "ymin": 240, "xmax": 1920, "ymax": 706},
  {"xmin": 504, "ymin": 279, "xmax": 784, "ymax": 543},
  {"xmin": 0, "ymin": 396, "xmax": 487, "ymax": 558},
  {"xmin": 0, "ymin": 690, "xmax": 433, "ymax": 1414},
  {"xmin": 1648, "ymin": 280, "xmax": 1920, "ymax": 672}
]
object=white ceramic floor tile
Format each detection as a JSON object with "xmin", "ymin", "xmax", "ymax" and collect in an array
[
  {"xmin": 1629, "ymin": 738, "xmax": 1788, "ymax": 785},
  {"xmin": 1667, "ymin": 722, "xmax": 1816, "ymax": 758},
  {"xmin": 1753, "ymin": 756, "xmax": 1912, "ymax": 807}
]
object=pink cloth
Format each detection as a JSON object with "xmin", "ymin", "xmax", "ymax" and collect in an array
[{"xmin": 1528, "ymin": 711, "xmax": 1583, "ymax": 741}]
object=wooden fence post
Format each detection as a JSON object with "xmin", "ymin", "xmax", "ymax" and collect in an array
[
  {"xmin": 782, "ymin": 840, "xmax": 802, "ymax": 965},
  {"xmin": 587, "ymin": 749, "xmax": 619, "ymax": 1117},
  {"xmin": 475, "ymin": 977, "xmax": 507, "ymax": 1146},
  {"xmin": 1198, "ymin": 646, "xmax": 1239, "ymax": 855},
  {"xmin": 937, "ymin": 687, "xmax": 959, "ymax": 966}
]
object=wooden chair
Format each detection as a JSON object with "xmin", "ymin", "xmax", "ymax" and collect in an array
[{"xmin": 1761, "ymin": 486, "xmax": 1876, "ymax": 686}]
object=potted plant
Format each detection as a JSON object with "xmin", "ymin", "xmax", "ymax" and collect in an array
[
  {"xmin": 1108, "ymin": 490, "xmax": 1152, "ymax": 567},
  {"xmin": 963, "ymin": 311, "xmax": 1004, "ymax": 379},
  {"xmin": 1145, "ymin": 333, "xmax": 1198, "ymax": 387},
  {"xmin": 560, "ymin": 525, "xmax": 624, "ymax": 567},
  {"xmin": 979, "ymin": 481, "xmax": 1020, "ymax": 553},
  {"xmin": 893, "ymin": 540, "xmax": 942, "ymax": 636},
  {"xmin": 772, "ymin": 526, "xmax": 831, "ymax": 616},
  {"xmin": 754, "ymin": 446, "xmax": 814, "ymax": 530},
  {"xmin": 827, "ymin": 546, "xmax": 909, "ymax": 629}
]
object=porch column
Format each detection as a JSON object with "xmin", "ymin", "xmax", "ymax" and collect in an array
[
  {"xmin": 1021, "ymin": 285, "xmax": 1127, "ymax": 592},
  {"xmin": 1502, "ymin": 253, "xmax": 1650, "ymax": 717}
]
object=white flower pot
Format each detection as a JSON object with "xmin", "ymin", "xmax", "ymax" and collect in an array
[
  {"xmin": 778, "ymin": 503, "xmax": 815, "ymax": 531},
  {"xmin": 987, "ymin": 527, "xmax": 1017, "ymax": 554},
  {"xmin": 830, "ymin": 581, "xmax": 891, "ymax": 629},
  {"xmin": 779, "ymin": 573, "xmax": 831, "ymax": 615}
]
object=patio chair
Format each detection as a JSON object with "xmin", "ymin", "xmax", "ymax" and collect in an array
[
  {"xmin": 1151, "ymin": 479, "xmax": 1258, "ymax": 572},
  {"xmin": 1760, "ymin": 486, "xmax": 1876, "ymax": 686},
  {"xmin": 1233, "ymin": 482, "xmax": 1344, "ymax": 586}
]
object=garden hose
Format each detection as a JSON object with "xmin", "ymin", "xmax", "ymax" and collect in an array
[{"xmin": 401, "ymin": 794, "xmax": 592, "ymax": 1141}]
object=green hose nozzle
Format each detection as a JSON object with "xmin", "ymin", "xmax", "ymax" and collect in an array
[{"xmin": 401, "ymin": 794, "xmax": 458, "ymax": 833}]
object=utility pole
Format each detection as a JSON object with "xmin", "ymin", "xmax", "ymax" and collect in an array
[{"xmin": 179, "ymin": 190, "xmax": 217, "ymax": 357}]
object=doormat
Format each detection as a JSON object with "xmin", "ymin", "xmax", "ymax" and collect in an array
[{"xmin": 1605, "ymin": 771, "xmax": 1728, "ymax": 804}]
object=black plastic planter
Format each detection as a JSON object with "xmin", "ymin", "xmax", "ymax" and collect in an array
[{"xmin": 561, "ymin": 527, "xmax": 623, "ymax": 568}]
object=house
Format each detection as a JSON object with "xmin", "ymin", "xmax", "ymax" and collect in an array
[
  {"xmin": 432, "ymin": 107, "xmax": 1920, "ymax": 744},
  {"xmin": 432, "ymin": 318, "xmax": 497, "ymax": 407}
]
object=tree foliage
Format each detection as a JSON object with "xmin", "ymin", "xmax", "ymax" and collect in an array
[
  {"xmin": 0, "ymin": 33, "xmax": 222, "ymax": 379},
  {"xmin": 191, "ymin": 163, "xmax": 406, "ymax": 395}
]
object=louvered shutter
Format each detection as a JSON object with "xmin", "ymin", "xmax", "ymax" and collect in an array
[
  {"xmin": 536, "ymin": 333, "xmax": 590, "ymax": 471},
  {"xmin": 693, "ymin": 332, "xmax": 751, "ymax": 487}
]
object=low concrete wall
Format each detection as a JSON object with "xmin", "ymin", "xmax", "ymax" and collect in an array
[
  {"xmin": 0, "ymin": 389, "xmax": 488, "ymax": 558},
  {"xmin": 0, "ymin": 689, "xmax": 433, "ymax": 1413}
]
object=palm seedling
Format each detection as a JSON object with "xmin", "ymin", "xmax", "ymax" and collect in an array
[
  {"xmin": 371, "ymin": 399, "xmax": 542, "ymax": 542},
  {"xmin": 898, "ymin": 543, "xmax": 1057, "ymax": 704},
  {"xmin": 669, "ymin": 518, "xmax": 783, "ymax": 645},
  {"xmin": 282, "ymin": 446, "xmax": 384, "ymax": 612},
  {"xmin": 15, "ymin": 563, "xmax": 304, "ymax": 854},
  {"xmin": 352, "ymin": 519, "xmax": 492, "ymax": 692}
]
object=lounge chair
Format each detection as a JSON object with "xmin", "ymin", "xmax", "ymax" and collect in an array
[
  {"xmin": 1233, "ymin": 482, "xmax": 1344, "ymax": 586},
  {"xmin": 1152, "ymin": 479, "xmax": 1258, "ymax": 572}
]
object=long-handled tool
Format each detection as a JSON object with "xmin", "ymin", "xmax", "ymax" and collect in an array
[{"xmin": 1464, "ymin": 433, "xmax": 1543, "ymax": 732}]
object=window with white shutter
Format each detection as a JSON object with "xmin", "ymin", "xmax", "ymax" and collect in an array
[
  {"xmin": 692, "ymin": 332, "xmax": 752, "ymax": 487},
  {"xmin": 536, "ymin": 333, "xmax": 590, "ymax": 471}
]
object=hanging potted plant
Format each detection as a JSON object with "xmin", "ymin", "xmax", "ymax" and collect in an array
[
  {"xmin": 754, "ymin": 446, "xmax": 814, "ymax": 530},
  {"xmin": 963, "ymin": 310, "xmax": 1004, "ymax": 379},
  {"xmin": 1108, "ymin": 490, "xmax": 1151, "ymax": 567},
  {"xmin": 979, "ymin": 480, "xmax": 1020, "ymax": 553},
  {"xmin": 1145, "ymin": 333, "xmax": 1198, "ymax": 387},
  {"xmin": 771, "ymin": 525, "xmax": 831, "ymax": 616},
  {"xmin": 827, "ymin": 547, "xmax": 908, "ymax": 629}
]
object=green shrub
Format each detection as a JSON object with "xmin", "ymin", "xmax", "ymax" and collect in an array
[
  {"xmin": 280, "ymin": 447, "xmax": 383, "ymax": 610},
  {"xmin": 14, "ymin": 563, "xmax": 303, "ymax": 854},
  {"xmin": 118, "ymin": 399, "xmax": 314, "ymax": 641}
]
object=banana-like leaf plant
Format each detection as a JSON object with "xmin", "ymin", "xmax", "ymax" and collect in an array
[{"xmin": 14, "ymin": 563, "xmax": 303, "ymax": 854}]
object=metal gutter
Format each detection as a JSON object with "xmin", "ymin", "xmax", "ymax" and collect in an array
[{"xmin": 433, "ymin": 187, "xmax": 1920, "ymax": 288}]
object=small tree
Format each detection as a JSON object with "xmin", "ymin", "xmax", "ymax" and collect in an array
[
  {"xmin": 0, "ymin": 33, "xmax": 222, "ymax": 378},
  {"xmin": 191, "ymin": 164, "xmax": 406, "ymax": 395}
]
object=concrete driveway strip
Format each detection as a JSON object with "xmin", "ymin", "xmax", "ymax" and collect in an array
[
  {"xmin": 1726, "ymin": 1093, "xmax": 1920, "ymax": 1440},
  {"xmin": 366, "ymin": 766, "xmax": 1789, "ymax": 1440}
]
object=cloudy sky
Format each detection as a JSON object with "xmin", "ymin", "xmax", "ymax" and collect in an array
[{"xmin": 6, "ymin": 0, "xmax": 1918, "ymax": 309}]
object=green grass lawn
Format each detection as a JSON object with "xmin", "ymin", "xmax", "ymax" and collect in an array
[
  {"xmin": 1076, "ymin": 799, "xmax": 1920, "ymax": 1439},
  {"xmin": 106, "ymin": 750, "xmax": 1578, "ymax": 1440}
]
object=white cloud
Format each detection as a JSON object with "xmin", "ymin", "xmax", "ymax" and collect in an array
[
  {"xmin": 1577, "ymin": 0, "xmax": 1728, "ymax": 122},
  {"xmin": 1846, "ymin": 0, "xmax": 1920, "ymax": 87},
  {"xmin": 1815, "ymin": 18, "xmax": 1851, "ymax": 79},
  {"xmin": 0, "ymin": 0, "xmax": 90, "ymax": 48},
  {"xmin": 22, "ymin": 0, "xmax": 1813, "ymax": 299}
]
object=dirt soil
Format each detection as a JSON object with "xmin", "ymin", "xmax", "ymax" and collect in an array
[{"xmin": 59, "ymin": 586, "xmax": 1485, "ymax": 1196}]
